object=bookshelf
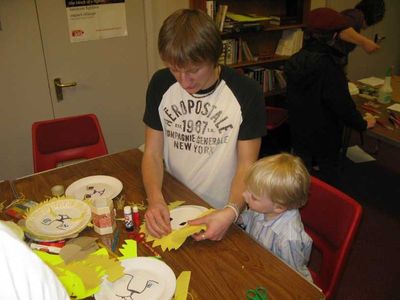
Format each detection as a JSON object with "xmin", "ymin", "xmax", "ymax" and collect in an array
[{"xmin": 190, "ymin": 0, "xmax": 310, "ymax": 99}]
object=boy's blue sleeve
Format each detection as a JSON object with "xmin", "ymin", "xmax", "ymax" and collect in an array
[{"xmin": 278, "ymin": 239, "xmax": 313, "ymax": 281}]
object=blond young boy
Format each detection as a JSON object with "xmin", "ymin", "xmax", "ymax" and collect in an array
[{"xmin": 238, "ymin": 153, "xmax": 313, "ymax": 281}]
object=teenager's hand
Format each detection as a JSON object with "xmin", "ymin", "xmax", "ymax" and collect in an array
[
  {"xmin": 144, "ymin": 200, "xmax": 171, "ymax": 238},
  {"xmin": 361, "ymin": 38, "xmax": 380, "ymax": 54},
  {"xmin": 189, "ymin": 208, "xmax": 236, "ymax": 241},
  {"xmin": 364, "ymin": 112, "xmax": 376, "ymax": 129}
]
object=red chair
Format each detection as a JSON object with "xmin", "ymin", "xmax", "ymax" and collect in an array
[
  {"xmin": 32, "ymin": 114, "xmax": 108, "ymax": 172},
  {"xmin": 266, "ymin": 106, "xmax": 288, "ymax": 130},
  {"xmin": 300, "ymin": 176, "xmax": 362, "ymax": 299}
]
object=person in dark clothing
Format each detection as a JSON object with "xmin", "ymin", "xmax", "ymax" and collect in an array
[
  {"xmin": 284, "ymin": 7, "xmax": 376, "ymax": 177},
  {"xmin": 337, "ymin": 0, "xmax": 385, "ymax": 65}
]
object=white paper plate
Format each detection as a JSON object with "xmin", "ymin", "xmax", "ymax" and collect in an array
[
  {"xmin": 169, "ymin": 205, "xmax": 208, "ymax": 230},
  {"xmin": 95, "ymin": 257, "xmax": 176, "ymax": 300},
  {"xmin": 25, "ymin": 198, "xmax": 91, "ymax": 240},
  {"xmin": 0, "ymin": 220, "xmax": 24, "ymax": 240},
  {"xmin": 65, "ymin": 175, "xmax": 123, "ymax": 200}
]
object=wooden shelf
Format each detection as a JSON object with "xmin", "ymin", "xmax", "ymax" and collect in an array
[
  {"xmin": 229, "ymin": 55, "xmax": 290, "ymax": 69},
  {"xmin": 191, "ymin": 0, "xmax": 310, "ymax": 98},
  {"xmin": 265, "ymin": 88, "xmax": 287, "ymax": 97}
]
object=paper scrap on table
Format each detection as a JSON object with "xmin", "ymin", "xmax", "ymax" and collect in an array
[
  {"xmin": 346, "ymin": 145, "xmax": 376, "ymax": 163},
  {"xmin": 118, "ymin": 239, "xmax": 138, "ymax": 260},
  {"xmin": 60, "ymin": 236, "xmax": 99, "ymax": 264},
  {"xmin": 387, "ymin": 103, "xmax": 400, "ymax": 113},
  {"xmin": 35, "ymin": 247, "xmax": 124, "ymax": 299},
  {"xmin": 348, "ymin": 82, "xmax": 359, "ymax": 95},
  {"xmin": 358, "ymin": 77, "xmax": 384, "ymax": 87},
  {"xmin": 174, "ymin": 271, "xmax": 191, "ymax": 300}
]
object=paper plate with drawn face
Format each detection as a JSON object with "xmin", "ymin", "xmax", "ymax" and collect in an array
[
  {"xmin": 25, "ymin": 198, "xmax": 91, "ymax": 240},
  {"xmin": 65, "ymin": 175, "xmax": 123, "ymax": 200},
  {"xmin": 95, "ymin": 257, "xmax": 176, "ymax": 300},
  {"xmin": 169, "ymin": 205, "xmax": 208, "ymax": 230}
]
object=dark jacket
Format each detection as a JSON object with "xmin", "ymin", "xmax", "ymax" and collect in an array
[{"xmin": 284, "ymin": 40, "xmax": 367, "ymax": 165}]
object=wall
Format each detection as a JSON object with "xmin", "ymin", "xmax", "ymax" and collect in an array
[
  {"xmin": 145, "ymin": 0, "xmax": 189, "ymax": 78},
  {"xmin": 310, "ymin": 0, "xmax": 326, "ymax": 10}
]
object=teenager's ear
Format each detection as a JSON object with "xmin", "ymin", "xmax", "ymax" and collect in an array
[{"xmin": 273, "ymin": 203, "xmax": 287, "ymax": 214}]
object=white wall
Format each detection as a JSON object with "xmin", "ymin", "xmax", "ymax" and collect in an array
[{"xmin": 145, "ymin": 0, "xmax": 189, "ymax": 78}]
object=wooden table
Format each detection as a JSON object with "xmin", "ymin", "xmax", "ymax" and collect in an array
[
  {"xmin": 0, "ymin": 149, "xmax": 324, "ymax": 299},
  {"xmin": 352, "ymin": 76, "xmax": 400, "ymax": 148}
]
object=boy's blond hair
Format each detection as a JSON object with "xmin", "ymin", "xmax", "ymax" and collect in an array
[
  {"xmin": 158, "ymin": 9, "xmax": 222, "ymax": 68},
  {"xmin": 245, "ymin": 153, "xmax": 310, "ymax": 209}
]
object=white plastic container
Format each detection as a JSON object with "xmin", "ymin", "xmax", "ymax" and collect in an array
[
  {"xmin": 378, "ymin": 68, "xmax": 393, "ymax": 104},
  {"xmin": 124, "ymin": 205, "xmax": 134, "ymax": 231},
  {"xmin": 91, "ymin": 198, "xmax": 116, "ymax": 235}
]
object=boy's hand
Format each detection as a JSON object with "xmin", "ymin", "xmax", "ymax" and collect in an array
[{"xmin": 189, "ymin": 208, "xmax": 236, "ymax": 241}]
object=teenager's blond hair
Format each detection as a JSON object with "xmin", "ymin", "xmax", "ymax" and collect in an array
[
  {"xmin": 245, "ymin": 153, "xmax": 310, "ymax": 209},
  {"xmin": 158, "ymin": 9, "xmax": 222, "ymax": 67}
]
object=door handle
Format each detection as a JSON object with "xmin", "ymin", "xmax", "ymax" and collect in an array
[{"xmin": 54, "ymin": 78, "xmax": 77, "ymax": 101}]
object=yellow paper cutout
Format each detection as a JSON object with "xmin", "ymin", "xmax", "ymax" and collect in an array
[
  {"xmin": 118, "ymin": 239, "xmax": 138, "ymax": 260},
  {"xmin": 174, "ymin": 271, "xmax": 191, "ymax": 300},
  {"xmin": 140, "ymin": 208, "xmax": 215, "ymax": 251},
  {"xmin": 168, "ymin": 200, "xmax": 186, "ymax": 210},
  {"xmin": 34, "ymin": 247, "xmax": 124, "ymax": 299}
]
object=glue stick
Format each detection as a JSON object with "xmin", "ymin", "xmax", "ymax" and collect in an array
[{"xmin": 132, "ymin": 205, "xmax": 141, "ymax": 229}]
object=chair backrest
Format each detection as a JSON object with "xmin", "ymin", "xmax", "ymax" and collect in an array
[
  {"xmin": 266, "ymin": 106, "xmax": 288, "ymax": 130},
  {"xmin": 32, "ymin": 114, "xmax": 108, "ymax": 172},
  {"xmin": 300, "ymin": 176, "xmax": 362, "ymax": 299}
]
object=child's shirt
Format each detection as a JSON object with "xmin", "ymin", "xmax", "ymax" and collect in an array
[{"xmin": 238, "ymin": 209, "xmax": 313, "ymax": 281}]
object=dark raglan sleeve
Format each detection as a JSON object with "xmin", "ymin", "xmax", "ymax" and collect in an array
[
  {"xmin": 143, "ymin": 69, "xmax": 175, "ymax": 131},
  {"xmin": 233, "ymin": 74, "xmax": 267, "ymax": 140},
  {"xmin": 322, "ymin": 59, "xmax": 367, "ymax": 131}
]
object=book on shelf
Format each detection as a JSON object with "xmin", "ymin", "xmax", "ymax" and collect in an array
[
  {"xmin": 214, "ymin": 4, "xmax": 228, "ymax": 32},
  {"xmin": 206, "ymin": 1, "xmax": 215, "ymax": 20},
  {"xmin": 226, "ymin": 12, "xmax": 271, "ymax": 23},
  {"xmin": 243, "ymin": 67, "xmax": 287, "ymax": 94},
  {"xmin": 241, "ymin": 40, "xmax": 255, "ymax": 62},
  {"xmin": 219, "ymin": 38, "xmax": 238, "ymax": 65},
  {"xmin": 275, "ymin": 29, "xmax": 304, "ymax": 56},
  {"xmin": 269, "ymin": 15, "xmax": 298, "ymax": 26}
]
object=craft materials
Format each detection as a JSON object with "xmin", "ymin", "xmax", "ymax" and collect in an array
[
  {"xmin": 360, "ymin": 104, "xmax": 381, "ymax": 115},
  {"xmin": 132, "ymin": 205, "xmax": 141, "ymax": 228},
  {"xmin": 128, "ymin": 231, "xmax": 161, "ymax": 257},
  {"xmin": 30, "ymin": 242, "xmax": 62, "ymax": 254},
  {"xmin": 91, "ymin": 198, "xmax": 116, "ymax": 235},
  {"xmin": 51, "ymin": 185, "xmax": 65, "ymax": 197},
  {"xmin": 123, "ymin": 205, "xmax": 133, "ymax": 231},
  {"xmin": 5, "ymin": 199, "xmax": 38, "ymax": 220},
  {"xmin": 96, "ymin": 240, "xmax": 119, "ymax": 259},
  {"xmin": 376, "ymin": 119, "xmax": 394, "ymax": 131},
  {"xmin": 246, "ymin": 287, "xmax": 268, "ymax": 300},
  {"xmin": 111, "ymin": 228, "xmax": 120, "ymax": 252}
]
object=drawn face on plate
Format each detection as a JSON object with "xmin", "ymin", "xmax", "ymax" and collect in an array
[
  {"xmin": 112, "ymin": 273, "xmax": 161, "ymax": 299},
  {"xmin": 169, "ymin": 206, "xmax": 207, "ymax": 230}
]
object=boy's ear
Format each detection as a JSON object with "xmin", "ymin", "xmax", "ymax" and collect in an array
[{"xmin": 273, "ymin": 203, "xmax": 287, "ymax": 214}]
